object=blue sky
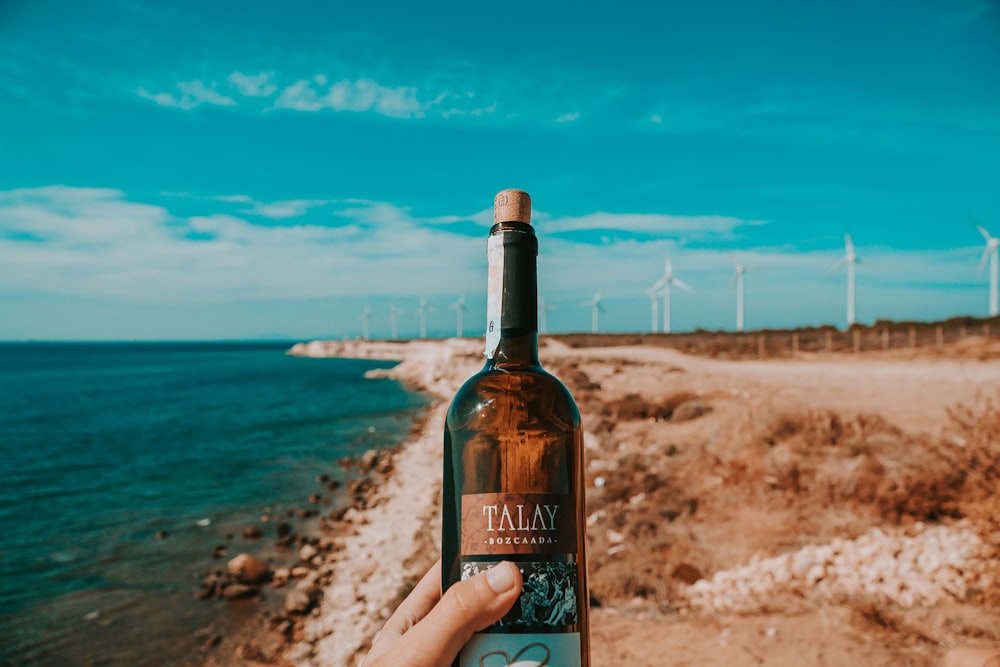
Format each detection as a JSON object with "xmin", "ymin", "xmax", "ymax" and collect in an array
[{"xmin": 1, "ymin": 0, "xmax": 998, "ymax": 340}]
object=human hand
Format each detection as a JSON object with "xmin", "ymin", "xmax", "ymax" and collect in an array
[{"xmin": 363, "ymin": 560, "xmax": 522, "ymax": 667}]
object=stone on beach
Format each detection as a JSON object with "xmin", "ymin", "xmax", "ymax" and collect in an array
[{"xmin": 227, "ymin": 553, "xmax": 270, "ymax": 584}]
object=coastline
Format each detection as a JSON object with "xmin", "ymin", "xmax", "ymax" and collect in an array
[
  {"xmin": 206, "ymin": 335, "xmax": 999, "ymax": 667},
  {"xmin": 281, "ymin": 338, "xmax": 483, "ymax": 667}
]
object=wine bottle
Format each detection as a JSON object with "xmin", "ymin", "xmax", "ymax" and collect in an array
[{"xmin": 442, "ymin": 189, "xmax": 590, "ymax": 667}]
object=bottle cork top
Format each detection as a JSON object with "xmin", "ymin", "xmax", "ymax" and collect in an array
[{"xmin": 493, "ymin": 189, "xmax": 531, "ymax": 225}]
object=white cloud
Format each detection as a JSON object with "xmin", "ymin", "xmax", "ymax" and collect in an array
[
  {"xmin": 271, "ymin": 77, "xmax": 424, "ymax": 118},
  {"xmin": 138, "ymin": 80, "xmax": 236, "ymax": 110},
  {"xmin": 3, "ymin": 187, "xmax": 987, "ymax": 335},
  {"xmin": 227, "ymin": 71, "xmax": 277, "ymax": 97},
  {"xmin": 541, "ymin": 211, "xmax": 763, "ymax": 237},
  {"xmin": 556, "ymin": 112, "xmax": 580, "ymax": 123},
  {"xmin": 164, "ymin": 192, "xmax": 329, "ymax": 219}
]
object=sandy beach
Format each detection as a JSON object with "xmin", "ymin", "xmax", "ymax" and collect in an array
[{"xmin": 205, "ymin": 333, "xmax": 1000, "ymax": 667}]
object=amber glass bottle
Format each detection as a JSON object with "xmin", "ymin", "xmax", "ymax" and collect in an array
[{"xmin": 442, "ymin": 189, "xmax": 590, "ymax": 667}]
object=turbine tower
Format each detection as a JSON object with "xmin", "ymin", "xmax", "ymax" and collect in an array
[
  {"xmin": 539, "ymin": 296, "xmax": 556, "ymax": 334},
  {"xmin": 728, "ymin": 253, "xmax": 758, "ymax": 332},
  {"xmin": 359, "ymin": 305, "xmax": 371, "ymax": 341},
  {"xmin": 977, "ymin": 222, "xmax": 999, "ymax": 316},
  {"xmin": 414, "ymin": 297, "xmax": 433, "ymax": 339},
  {"xmin": 644, "ymin": 284, "xmax": 661, "ymax": 333},
  {"xmin": 652, "ymin": 255, "xmax": 692, "ymax": 334},
  {"xmin": 449, "ymin": 294, "xmax": 468, "ymax": 337},
  {"xmin": 581, "ymin": 291, "xmax": 604, "ymax": 333},
  {"xmin": 388, "ymin": 304, "xmax": 403, "ymax": 340},
  {"xmin": 830, "ymin": 233, "xmax": 860, "ymax": 327}
]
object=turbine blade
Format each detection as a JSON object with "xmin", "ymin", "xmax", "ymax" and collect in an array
[
  {"xmin": 649, "ymin": 278, "xmax": 666, "ymax": 291},
  {"xmin": 845, "ymin": 233, "xmax": 854, "ymax": 254},
  {"xmin": 597, "ymin": 302, "xmax": 606, "ymax": 312},
  {"xmin": 673, "ymin": 278, "xmax": 694, "ymax": 291},
  {"xmin": 980, "ymin": 246, "xmax": 991, "ymax": 275},
  {"xmin": 728, "ymin": 273, "xmax": 737, "ymax": 289},
  {"xmin": 828, "ymin": 257, "xmax": 847, "ymax": 274},
  {"xmin": 978, "ymin": 224, "xmax": 993, "ymax": 242}
]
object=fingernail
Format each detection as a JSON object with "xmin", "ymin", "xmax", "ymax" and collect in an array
[{"xmin": 486, "ymin": 562, "xmax": 515, "ymax": 594}]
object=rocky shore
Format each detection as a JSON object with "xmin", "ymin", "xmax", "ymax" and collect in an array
[{"xmin": 198, "ymin": 335, "xmax": 999, "ymax": 667}]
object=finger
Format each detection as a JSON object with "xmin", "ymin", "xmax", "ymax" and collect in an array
[
  {"xmin": 381, "ymin": 561, "xmax": 522, "ymax": 667},
  {"xmin": 365, "ymin": 561, "xmax": 443, "ymax": 665}
]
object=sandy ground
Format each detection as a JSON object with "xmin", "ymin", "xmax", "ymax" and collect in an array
[{"xmin": 219, "ymin": 335, "xmax": 1000, "ymax": 667}]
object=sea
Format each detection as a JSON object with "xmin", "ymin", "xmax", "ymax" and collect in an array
[{"xmin": 0, "ymin": 342, "xmax": 430, "ymax": 667}]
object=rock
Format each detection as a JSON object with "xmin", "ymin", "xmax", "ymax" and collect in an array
[
  {"xmin": 154, "ymin": 530, "xmax": 168, "ymax": 540},
  {"xmin": 672, "ymin": 563, "xmax": 703, "ymax": 585},
  {"xmin": 298, "ymin": 544, "xmax": 318, "ymax": 563},
  {"xmin": 221, "ymin": 583, "xmax": 257, "ymax": 600},
  {"xmin": 203, "ymin": 634, "xmax": 221, "ymax": 649},
  {"xmin": 212, "ymin": 545, "xmax": 227, "ymax": 559},
  {"xmin": 275, "ymin": 521, "xmax": 292, "ymax": 539},
  {"xmin": 360, "ymin": 449, "xmax": 379, "ymax": 472},
  {"xmin": 308, "ymin": 493, "xmax": 321, "ymax": 505},
  {"xmin": 237, "ymin": 640, "xmax": 267, "ymax": 661},
  {"xmin": 241, "ymin": 525, "xmax": 263, "ymax": 539},
  {"xmin": 284, "ymin": 589, "xmax": 311, "ymax": 614},
  {"xmin": 296, "ymin": 571, "xmax": 320, "ymax": 594},
  {"xmin": 671, "ymin": 399, "xmax": 713, "ymax": 422},
  {"xmin": 376, "ymin": 454, "xmax": 394, "ymax": 475},
  {"xmin": 276, "ymin": 620, "xmax": 292, "ymax": 636},
  {"xmin": 316, "ymin": 474, "xmax": 330, "ymax": 484},
  {"xmin": 227, "ymin": 553, "xmax": 270, "ymax": 584}
]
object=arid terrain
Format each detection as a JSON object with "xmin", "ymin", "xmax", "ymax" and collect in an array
[{"xmin": 204, "ymin": 327, "xmax": 1000, "ymax": 667}]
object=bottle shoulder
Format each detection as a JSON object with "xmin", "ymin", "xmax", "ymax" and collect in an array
[{"xmin": 447, "ymin": 362, "xmax": 581, "ymax": 428}]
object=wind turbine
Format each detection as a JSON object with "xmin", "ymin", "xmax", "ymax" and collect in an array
[
  {"xmin": 388, "ymin": 304, "xmax": 403, "ymax": 340},
  {"xmin": 449, "ymin": 294, "xmax": 468, "ymax": 337},
  {"xmin": 414, "ymin": 297, "xmax": 434, "ymax": 339},
  {"xmin": 539, "ymin": 296, "xmax": 557, "ymax": 334},
  {"xmin": 976, "ymin": 221, "xmax": 999, "ymax": 316},
  {"xmin": 728, "ymin": 253, "xmax": 759, "ymax": 332},
  {"xmin": 830, "ymin": 233, "xmax": 860, "ymax": 327},
  {"xmin": 644, "ymin": 284, "xmax": 661, "ymax": 333},
  {"xmin": 652, "ymin": 255, "xmax": 692, "ymax": 334},
  {"xmin": 581, "ymin": 291, "xmax": 605, "ymax": 333},
  {"xmin": 359, "ymin": 305, "xmax": 371, "ymax": 340}
]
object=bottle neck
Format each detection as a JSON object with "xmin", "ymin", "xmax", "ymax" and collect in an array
[{"xmin": 485, "ymin": 221, "xmax": 540, "ymax": 367}]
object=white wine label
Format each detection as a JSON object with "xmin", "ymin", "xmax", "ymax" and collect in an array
[
  {"xmin": 461, "ymin": 632, "xmax": 580, "ymax": 667},
  {"xmin": 462, "ymin": 560, "xmax": 579, "ymax": 628},
  {"xmin": 485, "ymin": 234, "xmax": 503, "ymax": 358},
  {"xmin": 461, "ymin": 493, "xmax": 577, "ymax": 556}
]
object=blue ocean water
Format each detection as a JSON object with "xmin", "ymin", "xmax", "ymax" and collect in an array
[{"xmin": 0, "ymin": 342, "xmax": 429, "ymax": 666}]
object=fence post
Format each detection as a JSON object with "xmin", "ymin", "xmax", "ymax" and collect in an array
[
  {"xmin": 758, "ymin": 333, "xmax": 765, "ymax": 359},
  {"xmin": 854, "ymin": 329, "xmax": 861, "ymax": 354},
  {"xmin": 936, "ymin": 325, "xmax": 943, "ymax": 347},
  {"xmin": 882, "ymin": 327, "xmax": 889, "ymax": 350},
  {"xmin": 792, "ymin": 332, "xmax": 799, "ymax": 357},
  {"xmin": 826, "ymin": 330, "xmax": 833, "ymax": 353},
  {"xmin": 909, "ymin": 326, "xmax": 916, "ymax": 349}
]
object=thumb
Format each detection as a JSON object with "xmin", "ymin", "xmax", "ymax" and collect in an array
[{"xmin": 392, "ymin": 561, "xmax": 522, "ymax": 666}]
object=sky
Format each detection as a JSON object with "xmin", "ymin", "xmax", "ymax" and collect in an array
[{"xmin": 1, "ymin": 0, "xmax": 998, "ymax": 340}]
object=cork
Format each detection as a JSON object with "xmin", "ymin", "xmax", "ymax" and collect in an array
[{"xmin": 493, "ymin": 189, "xmax": 531, "ymax": 225}]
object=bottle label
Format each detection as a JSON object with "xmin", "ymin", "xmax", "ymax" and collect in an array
[
  {"xmin": 461, "ymin": 493, "xmax": 576, "ymax": 556},
  {"xmin": 485, "ymin": 234, "xmax": 503, "ymax": 358},
  {"xmin": 462, "ymin": 560, "xmax": 579, "ymax": 627},
  {"xmin": 461, "ymin": 632, "xmax": 580, "ymax": 667}
]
